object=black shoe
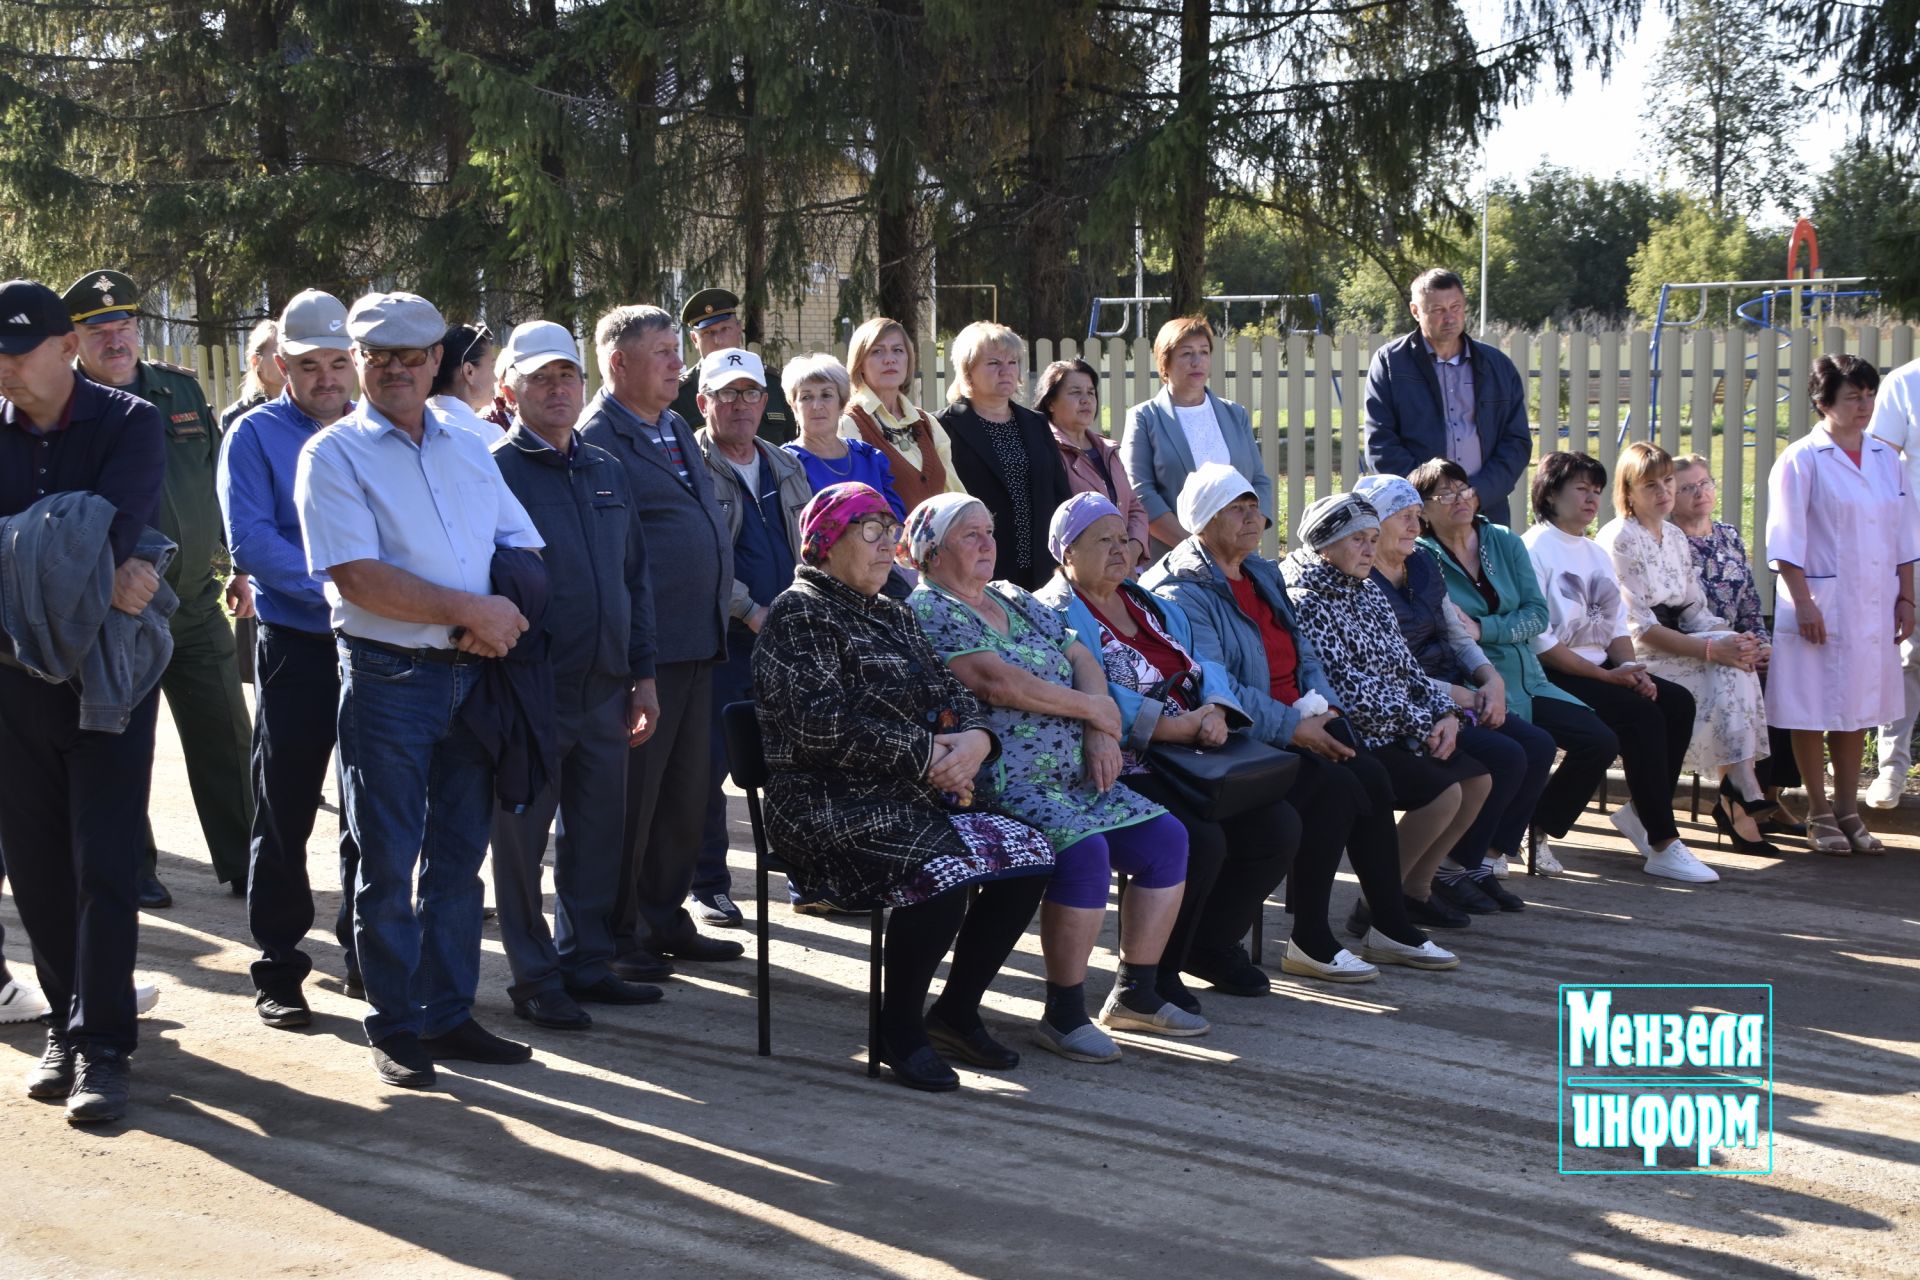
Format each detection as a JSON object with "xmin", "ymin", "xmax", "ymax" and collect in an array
[
  {"xmin": 65, "ymin": 1046, "xmax": 131, "ymax": 1125},
  {"xmin": 1184, "ymin": 945, "xmax": 1271, "ymax": 997},
  {"xmin": 1403, "ymin": 892, "xmax": 1471, "ymax": 930},
  {"xmin": 1719, "ymin": 776, "xmax": 1778, "ymax": 819},
  {"xmin": 653, "ymin": 931, "xmax": 745, "ymax": 963},
  {"xmin": 1431, "ymin": 876, "xmax": 1499, "ymax": 915},
  {"xmin": 610, "ymin": 950, "xmax": 676, "ymax": 982},
  {"xmin": 255, "ymin": 990, "xmax": 313, "ymax": 1029},
  {"xmin": 227, "ymin": 878, "xmax": 247, "ymax": 898},
  {"xmin": 924, "ymin": 1015, "xmax": 1020, "ymax": 1070},
  {"xmin": 878, "ymin": 1035, "xmax": 960, "ymax": 1093},
  {"xmin": 513, "ymin": 990, "xmax": 593, "ymax": 1030},
  {"xmin": 26, "ymin": 1030, "xmax": 76, "ymax": 1100},
  {"xmin": 1759, "ymin": 814, "xmax": 1807, "ymax": 837},
  {"xmin": 421, "ymin": 1017, "xmax": 533, "ymax": 1065},
  {"xmin": 138, "ymin": 871, "xmax": 171, "ymax": 909},
  {"xmin": 371, "ymin": 1033, "xmax": 436, "ymax": 1089},
  {"xmin": 1344, "ymin": 899, "xmax": 1372, "ymax": 938},
  {"xmin": 1711, "ymin": 801, "xmax": 1785, "ymax": 855},
  {"xmin": 1156, "ymin": 971, "xmax": 1204, "ymax": 1015},
  {"xmin": 1470, "ymin": 872, "xmax": 1526, "ymax": 911},
  {"xmin": 566, "ymin": 975, "xmax": 665, "ymax": 1006},
  {"xmin": 343, "ymin": 969, "xmax": 366, "ymax": 1001}
]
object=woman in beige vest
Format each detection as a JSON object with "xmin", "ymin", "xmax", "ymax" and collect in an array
[{"xmin": 838, "ymin": 317, "xmax": 958, "ymax": 511}]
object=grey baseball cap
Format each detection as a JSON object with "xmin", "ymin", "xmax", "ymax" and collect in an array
[
  {"xmin": 502, "ymin": 320, "xmax": 581, "ymax": 376},
  {"xmin": 278, "ymin": 289, "xmax": 351, "ymax": 355},
  {"xmin": 345, "ymin": 291, "xmax": 446, "ymax": 350}
]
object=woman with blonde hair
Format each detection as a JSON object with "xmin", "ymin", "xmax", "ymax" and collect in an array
[
  {"xmin": 838, "ymin": 317, "xmax": 956, "ymax": 513},
  {"xmin": 936, "ymin": 322, "xmax": 1072, "ymax": 590},
  {"xmin": 220, "ymin": 318, "xmax": 285, "ymax": 431}
]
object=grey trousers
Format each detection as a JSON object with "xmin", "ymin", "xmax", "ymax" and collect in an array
[
  {"xmin": 489, "ymin": 682, "xmax": 629, "ymax": 1002},
  {"xmin": 611, "ymin": 660, "xmax": 713, "ymax": 954}
]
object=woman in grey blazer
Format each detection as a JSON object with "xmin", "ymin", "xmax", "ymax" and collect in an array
[{"xmin": 1120, "ymin": 316, "xmax": 1273, "ymax": 557}]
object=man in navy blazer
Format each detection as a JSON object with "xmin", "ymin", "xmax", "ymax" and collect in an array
[{"xmin": 1361, "ymin": 269, "xmax": 1532, "ymax": 527}]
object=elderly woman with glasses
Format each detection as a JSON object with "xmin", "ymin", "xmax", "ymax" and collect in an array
[
  {"xmin": 751, "ymin": 483, "xmax": 1055, "ymax": 1093},
  {"xmin": 906, "ymin": 493, "xmax": 1205, "ymax": 1064}
]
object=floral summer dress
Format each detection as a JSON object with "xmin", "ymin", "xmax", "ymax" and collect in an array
[{"xmin": 911, "ymin": 580, "xmax": 1164, "ymax": 850}]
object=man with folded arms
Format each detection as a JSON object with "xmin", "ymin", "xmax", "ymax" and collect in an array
[
  {"xmin": 295, "ymin": 291, "xmax": 544, "ymax": 1088},
  {"xmin": 0, "ymin": 280, "xmax": 166, "ymax": 1123},
  {"xmin": 486, "ymin": 320, "xmax": 665, "ymax": 1028},
  {"xmin": 218, "ymin": 289, "xmax": 363, "ymax": 1027}
]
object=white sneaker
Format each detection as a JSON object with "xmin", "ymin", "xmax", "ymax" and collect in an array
[
  {"xmin": 0, "ymin": 977, "xmax": 51, "ymax": 1023},
  {"xmin": 1361, "ymin": 928, "xmax": 1461, "ymax": 971},
  {"xmin": 1279, "ymin": 939, "xmax": 1378, "ymax": 983},
  {"xmin": 1609, "ymin": 804, "xmax": 1654, "ymax": 856},
  {"xmin": 1528, "ymin": 829, "xmax": 1566, "ymax": 876},
  {"xmin": 135, "ymin": 982, "xmax": 160, "ymax": 1015},
  {"xmin": 1644, "ymin": 839, "xmax": 1719, "ymax": 883},
  {"xmin": 1865, "ymin": 769, "xmax": 1903, "ymax": 810},
  {"xmin": 1486, "ymin": 853, "xmax": 1510, "ymax": 880}
]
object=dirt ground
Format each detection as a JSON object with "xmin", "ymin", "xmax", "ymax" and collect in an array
[{"xmin": 3, "ymin": 706, "xmax": 1918, "ymax": 1280}]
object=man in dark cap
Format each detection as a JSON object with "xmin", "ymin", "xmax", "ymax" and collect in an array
[
  {"xmin": 0, "ymin": 279, "xmax": 167, "ymax": 1123},
  {"xmin": 668, "ymin": 288, "xmax": 795, "ymax": 444},
  {"xmin": 63, "ymin": 270, "xmax": 254, "ymax": 906}
]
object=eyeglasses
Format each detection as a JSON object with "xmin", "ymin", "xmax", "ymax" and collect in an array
[
  {"xmin": 709, "ymin": 386, "xmax": 767, "ymax": 406},
  {"xmin": 853, "ymin": 518, "xmax": 904, "ymax": 545},
  {"xmin": 1677, "ymin": 478, "xmax": 1715, "ymax": 498},
  {"xmin": 1429, "ymin": 487, "xmax": 1477, "ymax": 505},
  {"xmin": 358, "ymin": 346, "xmax": 436, "ymax": 369}
]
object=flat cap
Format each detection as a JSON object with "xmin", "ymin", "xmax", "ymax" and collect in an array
[
  {"xmin": 346, "ymin": 291, "xmax": 446, "ymax": 350},
  {"xmin": 680, "ymin": 287, "xmax": 739, "ymax": 330},
  {"xmin": 62, "ymin": 269, "xmax": 141, "ymax": 325}
]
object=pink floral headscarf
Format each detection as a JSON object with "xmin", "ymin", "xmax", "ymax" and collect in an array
[{"xmin": 797, "ymin": 482, "xmax": 896, "ymax": 565}]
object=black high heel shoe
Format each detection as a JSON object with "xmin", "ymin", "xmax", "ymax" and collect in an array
[
  {"xmin": 1720, "ymin": 776, "xmax": 1778, "ymax": 819},
  {"xmin": 1711, "ymin": 801, "xmax": 1783, "ymax": 856}
]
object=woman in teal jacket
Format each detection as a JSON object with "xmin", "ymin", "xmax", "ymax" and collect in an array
[{"xmin": 1412, "ymin": 457, "xmax": 1616, "ymax": 874}]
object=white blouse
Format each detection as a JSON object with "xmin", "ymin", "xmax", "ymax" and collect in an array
[
  {"xmin": 1595, "ymin": 516, "xmax": 1726, "ymax": 643},
  {"xmin": 1521, "ymin": 522, "xmax": 1629, "ymax": 665}
]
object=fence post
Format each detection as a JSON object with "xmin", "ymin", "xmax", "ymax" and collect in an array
[
  {"xmin": 1658, "ymin": 328, "xmax": 1683, "ymax": 457},
  {"xmin": 1597, "ymin": 331, "xmax": 1621, "ymax": 477},
  {"xmin": 1284, "ymin": 333, "xmax": 1307, "ymax": 549},
  {"xmin": 1106, "ymin": 337, "xmax": 1129, "ymax": 439},
  {"xmin": 1787, "ymin": 329, "xmax": 1811, "ymax": 444},
  {"xmin": 1892, "ymin": 324, "xmax": 1914, "ymax": 370},
  {"xmin": 1753, "ymin": 327, "xmax": 1780, "ymax": 612},
  {"xmin": 1722, "ymin": 327, "xmax": 1746, "ymax": 536},
  {"xmin": 1260, "ymin": 334, "xmax": 1280, "ymax": 557},
  {"xmin": 1339, "ymin": 332, "xmax": 1361, "ymax": 488},
  {"xmin": 1627, "ymin": 332, "xmax": 1650, "ymax": 452},
  {"xmin": 1311, "ymin": 334, "xmax": 1333, "ymax": 494},
  {"xmin": 1507, "ymin": 330, "xmax": 1531, "ymax": 518},
  {"xmin": 1538, "ymin": 330, "xmax": 1561, "ymax": 453},
  {"xmin": 1567, "ymin": 333, "xmax": 1590, "ymax": 457},
  {"xmin": 1689, "ymin": 328, "xmax": 1715, "ymax": 464}
]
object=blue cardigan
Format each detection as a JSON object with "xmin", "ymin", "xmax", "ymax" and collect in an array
[
  {"xmin": 1120, "ymin": 389, "xmax": 1273, "ymax": 535},
  {"xmin": 1361, "ymin": 330, "xmax": 1532, "ymax": 526},
  {"xmin": 1139, "ymin": 536, "xmax": 1340, "ymax": 750}
]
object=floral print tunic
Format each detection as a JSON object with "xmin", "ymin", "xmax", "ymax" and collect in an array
[{"xmin": 1679, "ymin": 520, "xmax": 1766, "ymax": 638}]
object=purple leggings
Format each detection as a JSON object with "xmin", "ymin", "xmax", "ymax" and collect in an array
[{"xmin": 1045, "ymin": 812, "xmax": 1188, "ymax": 908}]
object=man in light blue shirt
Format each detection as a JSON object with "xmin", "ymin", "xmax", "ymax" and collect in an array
[
  {"xmin": 295, "ymin": 290, "xmax": 543, "ymax": 1090},
  {"xmin": 217, "ymin": 289, "xmax": 362, "ymax": 1028}
]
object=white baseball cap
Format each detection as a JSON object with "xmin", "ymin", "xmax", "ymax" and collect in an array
[
  {"xmin": 698, "ymin": 347, "xmax": 767, "ymax": 392},
  {"xmin": 502, "ymin": 320, "xmax": 581, "ymax": 376},
  {"xmin": 278, "ymin": 289, "xmax": 351, "ymax": 354}
]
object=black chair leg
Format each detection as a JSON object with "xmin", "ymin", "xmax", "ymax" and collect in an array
[
  {"xmin": 867, "ymin": 908, "xmax": 884, "ymax": 1079},
  {"xmin": 1247, "ymin": 905, "xmax": 1263, "ymax": 966},
  {"xmin": 1690, "ymin": 773, "xmax": 1701, "ymax": 823},
  {"xmin": 756, "ymin": 855, "xmax": 772, "ymax": 1058}
]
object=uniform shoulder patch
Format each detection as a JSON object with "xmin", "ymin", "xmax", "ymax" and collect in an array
[{"xmin": 150, "ymin": 360, "xmax": 199, "ymax": 378}]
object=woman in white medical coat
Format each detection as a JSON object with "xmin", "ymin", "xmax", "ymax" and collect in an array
[{"xmin": 1766, "ymin": 354, "xmax": 1920, "ymax": 855}]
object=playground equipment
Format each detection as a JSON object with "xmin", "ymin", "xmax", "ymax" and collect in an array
[
  {"xmin": 1086, "ymin": 292, "xmax": 1326, "ymax": 341},
  {"xmin": 1636, "ymin": 218, "xmax": 1876, "ymax": 440}
]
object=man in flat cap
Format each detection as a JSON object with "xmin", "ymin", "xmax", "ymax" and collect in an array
[
  {"xmin": 296, "ymin": 291, "xmax": 545, "ymax": 1088},
  {"xmin": 668, "ymin": 288, "xmax": 794, "ymax": 444},
  {"xmin": 64, "ymin": 269, "xmax": 254, "ymax": 907},
  {"xmin": 217, "ymin": 289, "xmax": 363, "ymax": 1027},
  {"xmin": 0, "ymin": 279, "xmax": 169, "ymax": 1123}
]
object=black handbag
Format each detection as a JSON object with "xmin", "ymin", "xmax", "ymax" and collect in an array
[{"xmin": 1140, "ymin": 674, "xmax": 1301, "ymax": 821}]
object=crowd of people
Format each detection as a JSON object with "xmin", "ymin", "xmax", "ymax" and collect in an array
[{"xmin": 1, "ymin": 264, "xmax": 1916, "ymax": 1118}]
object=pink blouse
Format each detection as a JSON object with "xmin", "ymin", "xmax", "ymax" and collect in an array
[{"xmin": 1051, "ymin": 423, "xmax": 1151, "ymax": 553}]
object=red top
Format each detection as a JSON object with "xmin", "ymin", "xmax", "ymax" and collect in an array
[
  {"xmin": 1084, "ymin": 591, "xmax": 1199, "ymax": 709},
  {"xmin": 1229, "ymin": 573, "xmax": 1300, "ymax": 703},
  {"xmin": 1842, "ymin": 446, "xmax": 1863, "ymax": 467}
]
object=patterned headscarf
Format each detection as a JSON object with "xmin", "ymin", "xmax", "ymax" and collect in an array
[
  {"xmin": 1047, "ymin": 491, "xmax": 1122, "ymax": 564},
  {"xmin": 903, "ymin": 492, "xmax": 989, "ymax": 571},
  {"xmin": 1352, "ymin": 474, "xmax": 1423, "ymax": 524},
  {"xmin": 797, "ymin": 482, "xmax": 895, "ymax": 565},
  {"xmin": 1297, "ymin": 491, "xmax": 1380, "ymax": 552}
]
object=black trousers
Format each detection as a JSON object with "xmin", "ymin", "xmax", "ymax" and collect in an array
[
  {"xmin": 1528, "ymin": 697, "xmax": 1620, "ymax": 838},
  {"xmin": 1546, "ymin": 669, "xmax": 1695, "ymax": 845},
  {"xmin": 1123, "ymin": 773, "xmax": 1295, "ymax": 970},
  {"xmin": 0, "ymin": 665, "xmax": 159, "ymax": 1052},
  {"xmin": 247, "ymin": 623, "xmax": 360, "ymax": 995},
  {"xmin": 1286, "ymin": 750, "xmax": 1422, "ymax": 953},
  {"xmin": 612, "ymin": 659, "xmax": 714, "ymax": 953}
]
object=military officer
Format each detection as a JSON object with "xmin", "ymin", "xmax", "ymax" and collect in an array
[
  {"xmin": 64, "ymin": 270, "xmax": 255, "ymax": 906},
  {"xmin": 668, "ymin": 288, "xmax": 795, "ymax": 444}
]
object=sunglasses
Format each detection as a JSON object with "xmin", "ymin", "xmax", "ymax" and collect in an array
[{"xmin": 358, "ymin": 346, "xmax": 436, "ymax": 369}]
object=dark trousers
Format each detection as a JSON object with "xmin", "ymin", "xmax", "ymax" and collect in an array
[
  {"xmin": 613, "ymin": 659, "xmax": 714, "ymax": 953},
  {"xmin": 1546, "ymin": 670, "xmax": 1695, "ymax": 845},
  {"xmin": 1529, "ymin": 697, "xmax": 1619, "ymax": 838},
  {"xmin": 1124, "ymin": 773, "xmax": 1295, "ymax": 970},
  {"xmin": 144, "ymin": 595, "xmax": 254, "ymax": 885},
  {"xmin": 491, "ymin": 681, "xmax": 628, "ymax": 1002},
  {"xmin": 0, "ymin": 665, "xmax": 160, "ymax": 1052},
  {"xmin": 247, "ymin": 623, "xmax": 359, "ymax": 996},
  {"xmin": 1285, "ymin": 750, "xmax": 1421, "ymax": 953},
  {"xmin": 695, "ymin": 634, "xmax": 756, "ymax": 898},
  {"xmin": 1448, "ymin": 718, "xmax": 1557, "ymax": 868}
]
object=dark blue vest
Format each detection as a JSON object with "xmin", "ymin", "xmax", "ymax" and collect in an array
[{"xmin": 1373, "ymin": 548, "xmax": 1461, "ymax": 682}]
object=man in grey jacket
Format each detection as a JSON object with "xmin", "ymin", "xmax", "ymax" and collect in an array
[
  {"xmin": 578, "ymin": 305, "xmax": 744, "ymax": 977},
  {"xmin": 688, "ymin": 348, "xmax": 811, "ymax": 926}
]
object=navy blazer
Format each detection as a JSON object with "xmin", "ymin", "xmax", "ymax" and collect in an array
[
  {"xmin": 1361, "ymin": 330, "xmax": 1532, "ymax": 526},
  {"xmin": 1120, "ymin": 389, "xmax": 1272, "ymax": 543}
]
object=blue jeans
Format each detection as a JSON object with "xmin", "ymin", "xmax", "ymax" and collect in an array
[{"xmin": 337, "ymin": 640, "xmax": 492, "ymax": 1043}]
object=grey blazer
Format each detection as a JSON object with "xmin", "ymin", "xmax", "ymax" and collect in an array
[{"xmin": 1120, "ymin": 388, "xmax": 1273, "ymax": 536}]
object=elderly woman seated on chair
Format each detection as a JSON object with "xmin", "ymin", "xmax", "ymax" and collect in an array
[
  {"xmin": 750, "ymin": 483, "xmax": 1054, "ymax": 1094},
  {"xmin": 905, "ymin": 492, "xmax": 1205, "ymax": 1067}
]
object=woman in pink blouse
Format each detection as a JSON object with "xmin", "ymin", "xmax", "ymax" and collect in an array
[{"xmin": 1036, "ymin": 359, "xmax": 1150, "ymax": 572}]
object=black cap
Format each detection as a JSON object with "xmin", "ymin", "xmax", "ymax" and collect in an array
[
  {"xmin": 0, "ymin": 280, "xmax": 76, "ymax": 355},
  {"xmin": 680, "ymin": 287, "xmax": 740, "ymax": 330},
  {"xmin": 61, "ymin": 269, "xmax": 142, "ymax": 325}
]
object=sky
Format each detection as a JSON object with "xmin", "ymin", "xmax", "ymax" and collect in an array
[{"xmin": 1475, "ymin": 6, "xmax": 1858, "ymax": 193}]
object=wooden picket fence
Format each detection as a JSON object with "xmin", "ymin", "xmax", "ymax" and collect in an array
[{"xmin": 168, "ymin": 323, "xmax": 1918, "ymax": 609}]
